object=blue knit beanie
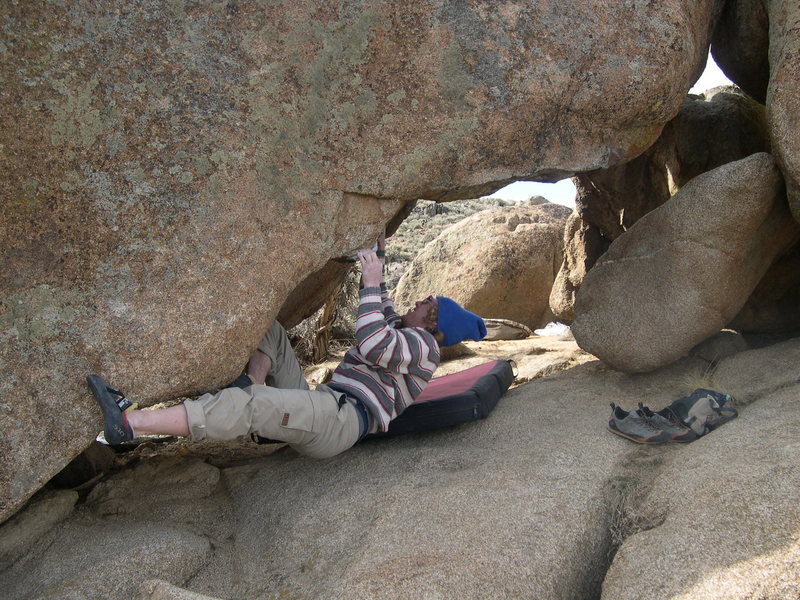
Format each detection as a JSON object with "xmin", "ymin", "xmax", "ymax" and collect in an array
[{"xmin": 436, "ymin": 297, "xmax": 487, "ymax": 347}]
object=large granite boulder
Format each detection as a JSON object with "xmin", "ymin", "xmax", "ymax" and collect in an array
[
  {"xmin": 571, "ymin": 153, "xmax": 800, "ymax": 373},
  {"xmin": 0, "ymin": 457, "xmax": 223, "ymax": 598},
  {"xmin": 0, "ymin": 0, "xmax": 723, "ymax": 523},
  {"xmin": 0, "ymin": 519, "xmax": 211, "ymax": 600},
  {"xmin": 139, "ymin": 580, "xmax": 223, "ymax": 600},
  {"xmin": 551, "ymin": 89, "xmax": 770, "ymax": 324},
  {"xmin": 669, "ymin": 87, "xmax": 770, "ymax": 185},
  {"xmin": 573, "ymin": 88, "xmax": 769, "ymax": 242},
  {"xmin": 766, "ymin": 0, "xmax": 800, "ymax": 223},
  {"xmin": 394, "ymin": 201, "xmax": 572, "ymax": 330},
  {"xmin": 712, "ymin": 0, "xmax": 800, "ymax": 220},
  {"xmin": 552, "ymin": 134, "xmax": 677, "ymax": 323},
  {"xmin": 276, "ymin": 260, "xmax": 354, "ymax": 330},
  {"xmin": 572, "ymin": 141, "xmax": 674, "ymax": 243},
  {"xmin": 549, "ymin": 212, "xmax": 609, "ymax": 324},
  {"xmin": 715, "ymin": 0, "xmax": 800, "ymax": 221},
  {"xmin": 730, "ymin": 241, "xmax": 800, "ymax": 333},
  {"xmin": 710, "ymin": 0, "xmax": 769, "ymax": 103},
  {"xmin": 0, "ymin": 489, "xmax": 78, "ymax": 572}
]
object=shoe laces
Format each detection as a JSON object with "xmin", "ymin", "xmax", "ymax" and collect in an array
[
  {"xmin": 656, "ymin": 405, "xmax": 685, "ymax": 428},
  {"xmin": 639, "ymin": 403, "xmax": 690, "ymax": 433},
  {"xmin": 633, "ymin": 408, "xmax": 663, "ymax": 431}
]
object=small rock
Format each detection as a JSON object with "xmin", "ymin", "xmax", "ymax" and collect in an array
[{"xmin": 0, "ymin": 489, "xmax": 78, "ymax": 571}]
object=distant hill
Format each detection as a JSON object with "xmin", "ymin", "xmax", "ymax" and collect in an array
[{"xmin": 385, "ymin": 197, "xmax": 542, "ymax": 289}]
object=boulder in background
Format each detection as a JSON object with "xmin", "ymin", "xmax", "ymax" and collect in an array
[
  {"xmin": 571, "ymin": 153, "xmax": 799, "ymax": 373},
  {"xmin": 394, "ymin": 201, "xmax": 572, "ymax": 330}
]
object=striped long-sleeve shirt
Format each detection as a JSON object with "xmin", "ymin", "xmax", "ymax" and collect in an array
[{"xmin": 327, "ymin": 285, "xmax": 440, "ymax": 432}]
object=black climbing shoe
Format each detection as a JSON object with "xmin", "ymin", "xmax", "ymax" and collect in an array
[
  {"xmin": 228, "ymin": 371, "xmax": 255, "ymax": 389},
  {"xmin": 87, "ymin": 374, "xmax": 135, "ymax": 444}
]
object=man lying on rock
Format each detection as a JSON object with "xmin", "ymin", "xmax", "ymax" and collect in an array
[{"xmin": 88, "ymin": 241, "xmax": 486, "ymax": 459}]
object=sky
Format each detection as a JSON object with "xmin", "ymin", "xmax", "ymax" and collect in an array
[{"xmin": 487, "ymin": 52, "xmax": 734, "ymax": 209}]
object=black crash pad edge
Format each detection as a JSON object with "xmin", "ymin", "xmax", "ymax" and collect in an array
[{"xmin": 364, "ymin": 359, "xmax": 515, "ymax": 439}]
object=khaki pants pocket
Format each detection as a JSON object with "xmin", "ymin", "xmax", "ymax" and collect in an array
[{"xmin": 276, "ymin": 390, "xmax": 321, "ymax": 434}]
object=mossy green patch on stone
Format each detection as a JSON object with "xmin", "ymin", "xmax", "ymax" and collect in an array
[
  {"xmin": 439, "ymin": 43, "xmax": 475, "ymax": 109},
  {"xmin": 46, "ymin": 77, "xmax": 107, "ymax": 149},
  {"xmin": 365, "ymin": 144, "xmax": 384, "ymax": 162},
  {"xmin": 387, "ymin": 89, "xmax": 407, "ymax": 105},
  {"xmin": 192, "ymin": 155, "xmax": 212, "ymax": 177},
  {"xmin": 206, "ymin": 172, "xmax": 224, "ymax": 200},
  {"xmin": 166, "ymin": 0, "xmax": 192, "ymax": 17},
  {"xmin": 124, "ymin": 167, "xmax": 146, "ymax": 184},
  {"xmin": 4, "ymin": 286, "xmax": 89, "ymax": 345},
  {"xmin": 106, "ymin": 132, "xmax": 125, "ymax": 157},
  {"xmin": 400, "ymin": 148, "xmax": 428, "ymax": 181},
  {"xmin": 210, "ymin": 150, "xmax": 232, "ymax": 168},
  {"xmin": 333, "ymin": 102, "xmax": 357, "ymax": 129},
  {"xmin": 124, "ymin": 166, "xmax": 155, "ymax": 197},
  {"xmin": 59, "ymin": 171, "xmax": 81, "ymax": 192},
  {"xmin": 177, "ymin": 170, "xmax": 194, "ymax": 184},
  {"xmin": 250, "ymin": 63, "xmax": 287, "ymax": 98},
  {"xmin": 398, "ymin": 115, "xmax": 478, "ymax": 188},
  {"xmin": 240, "ymin": 3, "xmax": 394, "ymax": 203},
  {"xmin": 5, "ymin": 178, "xmax": 47, "ymax": 222},
  {"xmin": 354, "ymin": 88, "xmax": 377, "ymax": 116}
]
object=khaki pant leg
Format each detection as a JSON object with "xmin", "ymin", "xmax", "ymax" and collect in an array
[
  {"xmin": 183, "ymin": 385, "xmax": 361, "ymax": 459},
  {"xmin": 257, "ymin": 321, "xmax": 308, "ymax": 390},
  {"xmin": 183, "ymin": 387, "xmax": 256, "ymax": 441}
]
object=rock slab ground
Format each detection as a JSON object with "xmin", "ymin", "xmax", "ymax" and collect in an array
[{"xmin": 1, "ymin": 335, "xmax": 797, "ymax": 600}]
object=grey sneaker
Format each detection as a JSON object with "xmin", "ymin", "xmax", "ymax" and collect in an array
[
  {"xmin": 637, "ymin": 403, "xmax": 698, "ymax": 443},
  {"xmin": 608, "ymin": 403, "xmax": 672, "ymax": 444}
]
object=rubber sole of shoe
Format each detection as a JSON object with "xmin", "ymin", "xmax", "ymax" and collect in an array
[
  {"xmin": 87, "ymin": 374, "xmax": 133, "ymax": 444},
  {"xmin": 644, "ymin": 418, "xmax": 698, "ymax": 443},
  {"xmin": 662, "ymin": 433, "xmax": 696, "ymax": 443},
  {"xmin": 607, "ymin": 422, "xmax": 671, "ymax": 444}
]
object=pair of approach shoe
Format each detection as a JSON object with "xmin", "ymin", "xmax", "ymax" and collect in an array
[
  {"xmin": 608, "ymin": 403, "xmax": 698, "ymax": 444},
  {"xmin": 608, "ymin": 388, "xmax": 738, "ymax": 445}
]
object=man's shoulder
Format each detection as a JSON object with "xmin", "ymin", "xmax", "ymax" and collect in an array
[{"xmin": 401, "ymin": 327, "xmax": 440, "ymax": 362}]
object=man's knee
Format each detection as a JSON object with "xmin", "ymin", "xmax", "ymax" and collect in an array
[{"xmin": 257, "ymin": 321, "xmax": 289, "ymax": 359}]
